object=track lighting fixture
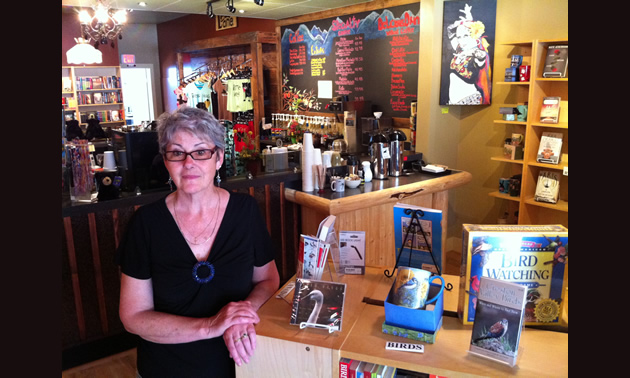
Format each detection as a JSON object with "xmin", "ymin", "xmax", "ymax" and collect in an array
[
  {"xmin": 254, "ymin": 0, "xmax": 264, "ymax": 5},
  {"xmin": 226, "ymin": 0, "xmax": 236, "ymax": 13},
  {"xmin": 206, "ymin": 1, "xmax": 214, "ymax": 18}
]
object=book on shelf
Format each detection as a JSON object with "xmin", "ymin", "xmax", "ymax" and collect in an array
[
  {"xmin": 111, "ymin": 110, "xmax": 120, "ymax": 122},
  {"xmin": 290, "ymin": 278, "xmax": 346, "ymax": 332},
  {"xmin": 536, "ymin": 132, "xmax": 563, "ymax": 164},
  {"xmin": 361, "ymin": 363, "xmax": 375, "ymax": 378},
  {"xmin": 348, "ymin": 360, "xmax": 361, "ymax": 378},
  {"xmin": 469, "ymin": 276, "xmax": 527, "ymax": 367},
  {"xmin": 92, "ymin": 77, "xmax": 103, "ymax": 89},
  {"xmin": 62, "ymin": 77, "xmax": 73, "ymax": 92},
  {"xmin": 542, "ymin": 45, "xmax": 568, "ymax": 78},
  {"xmin": 339, "ymin": 358, "xmax": 352, "ymax": 378},
  {"xmin": 92, "ymin": 92, "xmax": 103, "ymax": 104},
  {"xmin": 458, "ymin": 224, "xmax": 568, "ymax": 326},
  {"xmin": 393, "ymin": 203, "xmax": 443, "ymax": 274},
  {"xmin": 355, "ymin": 361, "xmax": 367, "ymax": 378},
  {"xmin": 539, "ymin": 97, "xmax": 561, "ymax": 123},
  {"xmin": 534, "ymin": 170, "xmax": 561, "ymax": 204},
  {"xmin": 382, "ymin": 365, "xmax": 396, "ymax": 378}
]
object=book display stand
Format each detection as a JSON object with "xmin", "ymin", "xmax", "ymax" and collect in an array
[{"xmin": 385, "ymin": 208, "xmax": 452, "ymax": 291}]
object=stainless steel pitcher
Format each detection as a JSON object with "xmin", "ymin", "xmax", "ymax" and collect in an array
[
  {"xmin": 388, "ymin": 130, "xmax": 407, "ymax": 177},
  {"xmin": 370, "ymin": 133, "xmax": 389, "ymax": 180}
]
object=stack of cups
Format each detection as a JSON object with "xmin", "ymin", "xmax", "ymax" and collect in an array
[
  {"xmin": 103, "ymin": 151, "xmax": 117, "ymax": 171},
  {"xmin": 312, "ymin": 148, "xmax": 322, "ymax": 190},
  {"xmin": 301, "ymin": 133, "xmax": 314, "ymax": 192}
]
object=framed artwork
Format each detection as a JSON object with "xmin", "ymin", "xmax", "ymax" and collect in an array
[{"xmin": 439, "ymin": 0, "xmax": 496, "ymax": 105}]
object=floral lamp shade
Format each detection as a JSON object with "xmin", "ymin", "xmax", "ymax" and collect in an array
[{"xmin": 66, "ymin": 38, "xmax": 103, "ymax": 65}]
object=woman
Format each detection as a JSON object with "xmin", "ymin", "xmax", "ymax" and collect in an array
[{"xmin": 117, "ymin": 106, "xmax": 280, "ymax": 377}]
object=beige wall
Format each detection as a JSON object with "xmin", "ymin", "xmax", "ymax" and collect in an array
[{"xmin": 416, "ymin": 0, "xmax": 568, "ymax": 253}]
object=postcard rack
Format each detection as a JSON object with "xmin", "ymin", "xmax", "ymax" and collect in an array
[{"xmin": 384, "ymin": 208, "xmax": 452, "ymax": 290}]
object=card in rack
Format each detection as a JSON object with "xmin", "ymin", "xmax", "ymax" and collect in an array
[{"xmin": 290, "ymin": 278, "xmax": 346, "ymax": 332}]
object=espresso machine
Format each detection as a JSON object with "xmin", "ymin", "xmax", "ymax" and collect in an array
[
  {"xmin": 369, "ymin": 132, "xmax": 389, "ymax": 180},
  {"xmin": 343, "ymin": 100, "xmax": 372, "ymax": 154}
]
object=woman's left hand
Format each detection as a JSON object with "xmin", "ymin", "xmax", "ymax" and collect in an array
[{"xmin": 224, "ymin": 323, "xmax": 257, "ymax": 366}]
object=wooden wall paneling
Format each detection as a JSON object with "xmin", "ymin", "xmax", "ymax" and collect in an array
[
  {"xmin": 87, "ymin": 212, "xmax": 109, "ymax": 335},
  {"xmin": 63, "ymin": 216, "xmax": 87, "ymax": 341},
  {"xmin": 264, "ymin": 184, "xmax": 272, "ymax": 233}
]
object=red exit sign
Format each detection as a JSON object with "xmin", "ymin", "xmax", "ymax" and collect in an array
[{"xmin": 121, "ymin": 54, "xmax": 135, "ymax": 65}]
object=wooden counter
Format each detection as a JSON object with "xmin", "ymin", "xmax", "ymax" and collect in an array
[
  {"xmin": 236, "ymin": 267, "xmax": 568, "ymax": 377},
  {"xmin": 284, "ymin": 170, "xmax": 473, "ymax": 269}
]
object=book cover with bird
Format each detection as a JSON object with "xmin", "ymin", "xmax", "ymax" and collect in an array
[
  {"xmin": 290, "ymin": 278, "xmax": 347, "ymax": 332},
  {"xmin": 469, "ymin": 276, "xmax": 527, "ymax": 367},
  {"xmin": 458, "ymin": 224, "xmax": 568, "ymax": 326}
]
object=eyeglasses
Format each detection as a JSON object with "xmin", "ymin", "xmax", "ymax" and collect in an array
[{"xmin": 164, "ymin": 148, "xmax": 217, "ymax": 161}]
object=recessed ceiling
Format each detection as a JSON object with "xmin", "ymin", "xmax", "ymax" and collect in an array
[{"xmin": 61, "ymin": 0, "xmax": 373, "ymax": 23}]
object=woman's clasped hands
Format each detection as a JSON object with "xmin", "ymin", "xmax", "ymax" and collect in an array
[{"xmin": 210, "ymin": 300, "xmax": 260, "ymax": 366}]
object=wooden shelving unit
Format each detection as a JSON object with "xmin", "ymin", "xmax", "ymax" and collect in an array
[
  {"xmin": 490, "ymin": 39, "xmax": 568, "ymax": 227},
  {"xmin": 62, "ymin": 65, "xmax": 126, "ymax": 129}
]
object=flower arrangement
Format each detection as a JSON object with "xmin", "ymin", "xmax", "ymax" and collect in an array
[
  {"xmin": 282, "ymin": 73, "xmax": 321, "ymax": 112},
  {"xmin": 236, "ymin": 130, "xmax": 260, "ymax": 161}
]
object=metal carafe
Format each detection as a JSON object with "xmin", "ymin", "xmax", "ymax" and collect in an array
[
  {"xmin": 369, "ymin": 132, "xmax": 389, "ymax": 180},
  {"xmin": 388, "ymin": 130, "xmax": 407, "ymax": 177}
]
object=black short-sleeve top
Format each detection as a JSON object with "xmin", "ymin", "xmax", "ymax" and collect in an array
[{"xmin": 116, "ymin": 191, "xmax": 276, "ymax": 377}]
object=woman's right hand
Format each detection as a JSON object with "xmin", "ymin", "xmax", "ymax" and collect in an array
[{"xmin": 207, "ymin": 300, "xmax": 260, "ymax": 338}]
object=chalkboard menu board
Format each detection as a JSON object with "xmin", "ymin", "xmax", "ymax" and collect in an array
[{"xmin": 281, "ymin": 3, "xmax": 420, "ymax": 118}]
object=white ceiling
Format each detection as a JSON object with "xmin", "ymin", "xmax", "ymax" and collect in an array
[{"xmin": 61, "ymin": 0, "xmax": 374, "ymax": 23}]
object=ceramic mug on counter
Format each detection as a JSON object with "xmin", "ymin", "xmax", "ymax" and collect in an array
[
  {"xmin": 330, "ymin": 177, "xmax": 345, "ymax": 192},
  {"xmin": 392, "ymin": 266, "xmax": 445, "ymax": 309}
]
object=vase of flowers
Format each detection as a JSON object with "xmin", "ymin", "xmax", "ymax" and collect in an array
[{"xmin": 237, "ymin": 130, "xmax": 261, "ymax": 176}]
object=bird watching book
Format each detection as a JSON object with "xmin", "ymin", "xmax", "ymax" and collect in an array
[
  {"xmin": 469, "ymin": 276, "xmax": 527, "ymax": 367},
  {"xmin": 290, "ymin": 278, "xmax": 347, "ymax": 332},
  {"xmin": 458, "ymin": 224, "xmax": 568, "ymax": 326}
]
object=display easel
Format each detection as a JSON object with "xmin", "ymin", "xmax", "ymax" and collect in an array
[{"xmin": 384, "ymin": 208, "xmax": 452, "ymax": 290}]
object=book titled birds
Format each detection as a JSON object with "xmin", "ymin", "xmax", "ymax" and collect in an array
[
  {"xmin": 393, "ymin": 203, "xmax": 443, "ymax": 274},
  {"xmin": 469, "ymin": 276, "xmax": 527, "ymax": 367},
  {"xmin": 290, "ymin": 278, "xmax": 347, "ymax": 332},
  {"xmin": 458, "ymin": 224, "xmax": 568, "ymax": 326}
]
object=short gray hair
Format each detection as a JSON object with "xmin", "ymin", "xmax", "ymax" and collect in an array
[{"xmin": 156, "ymin": 106, "xmax": 225, "ymax": 155}]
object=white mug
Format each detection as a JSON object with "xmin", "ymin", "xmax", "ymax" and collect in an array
[{"xmin": 330, "ymin": 178, "xmax": 345, "ymax": 192}]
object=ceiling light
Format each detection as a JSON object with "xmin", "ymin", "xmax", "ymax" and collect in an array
[
  {"xmin": 206, "ymin": 1, "xmax": 215, "ymax": 18},
  {"xmin": 226, "ymin": 0, "xmax": 236, "ymax": 13},
  {"xmin": 66, "ymin": 37, "xmax": 103, "ymax": 65},
  {"xmin": 78, "ymin": 0, "xmax": 127, "ymax": 49},
  {"xmin": 138, "ymin": 2, "xmax": 147, "ymax": 6}
]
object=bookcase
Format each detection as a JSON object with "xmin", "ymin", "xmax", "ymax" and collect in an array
[
  {"xmin": 489, "ymin": 39, "xmax": 568, "ymax": 227},
  {"xmin": 62, "ymin": 65, "xmax": 126, "ymax": 129}
]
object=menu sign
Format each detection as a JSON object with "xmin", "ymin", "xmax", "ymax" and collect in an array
[{"xmin": 281, "ymin": 4, "xmax": 420, "ymax": 118}]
